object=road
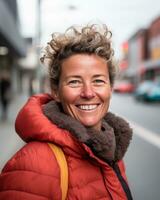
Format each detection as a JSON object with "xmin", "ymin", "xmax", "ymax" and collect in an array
[
  {"xmin": 110, "ymin": 93, "xmax": 160, "ymax": 200},
  {"xmin": 0, "ymin": 92, "xmax": 160, "ymax": 199}
]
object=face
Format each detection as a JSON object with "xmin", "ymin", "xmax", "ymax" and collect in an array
[{"xmin": 53, "ymin": 54, "xmax": 112, "ymax": 131}]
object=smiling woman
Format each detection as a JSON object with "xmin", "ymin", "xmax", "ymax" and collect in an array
[
  {"xmin": 54, "ymin": 54, "xmax": 112, "ymax": 130},
  {"xmin": 0, "ymin": 24, "xmax": 133, "ymax": 200}
]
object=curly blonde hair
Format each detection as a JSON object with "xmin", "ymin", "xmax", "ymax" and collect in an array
[{"xmin": 40, "ymin": 24, "xmax": 117, "ymax": 90}]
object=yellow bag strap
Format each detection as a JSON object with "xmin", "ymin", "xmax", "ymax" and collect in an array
[{"xmin": 48, "ymin": 143, "xmax": 68, "ymax": 200}]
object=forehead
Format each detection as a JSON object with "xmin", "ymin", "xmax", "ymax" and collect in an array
[{"xmin": 61, "ymin": 54, "xmax": 108, "ymax": 77}]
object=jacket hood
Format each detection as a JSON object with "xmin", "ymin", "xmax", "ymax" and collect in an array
[{"xmin": 15, "ymin": 94, "xmax": 132, "ymax": 162}]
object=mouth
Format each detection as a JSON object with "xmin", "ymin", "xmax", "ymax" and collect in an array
[{"xmin": 76, "ymin": 104, "xmax": 100, "ymax": 111}]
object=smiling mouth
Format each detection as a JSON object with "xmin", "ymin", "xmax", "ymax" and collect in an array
[{"xmin": 76, "ymin": 104, "xmax": 99, "ymax": 111}]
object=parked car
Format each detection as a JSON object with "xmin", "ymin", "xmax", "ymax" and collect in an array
[
  {"xmin": 113, "ymin": 80, "xmax": 135, "ymax": 93},
  {"xmin": 134, "ymin": 80, "xmax": 160, "ymax": 101}
]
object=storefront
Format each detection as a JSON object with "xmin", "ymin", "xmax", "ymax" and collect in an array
[{"xmin": 0, "ymin": 0, "xmax": 26, "ymax": 94}]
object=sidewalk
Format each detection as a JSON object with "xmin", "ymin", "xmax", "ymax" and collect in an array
[{"xmin": 0, "ymin": 92, "xmax": 28, "ymax": 170}]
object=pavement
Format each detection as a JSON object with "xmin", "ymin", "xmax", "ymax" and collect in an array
[{"xmin": 0, "ymin": 92, "xmax": 28, "ymax": 170}]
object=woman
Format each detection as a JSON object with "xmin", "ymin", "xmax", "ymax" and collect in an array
[{"xmin": 0, "ymin": 24, "xmax": 133, "ymax": 199}]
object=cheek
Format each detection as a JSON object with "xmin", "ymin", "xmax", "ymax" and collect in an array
[
  {"xmin": 98, "ymin": 87, "xmax": 112, "ymax": 101},
  {"xmin": 59, "ymin": 87, "xmax": 79, "ymax": 104}
]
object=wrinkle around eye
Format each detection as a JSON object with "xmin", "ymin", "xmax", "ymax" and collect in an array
[
  {"xmin": 93, "ymin": 79, "xmax": 107, "ymax": 86},
  {"xmin": 67, "ymin": 80, "xmax": 83, "ymax": 87}
]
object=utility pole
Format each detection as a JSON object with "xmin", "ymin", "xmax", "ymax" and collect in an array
[
  {"xmin": 35, "ymin": 0, "xmax": 42, "ymax": 92},
  {"xmin": 37, "ymin": 0, "xmax": 41, "ymax": 45}
]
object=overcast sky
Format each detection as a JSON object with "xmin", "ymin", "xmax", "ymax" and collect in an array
[{"xmin": 17, "ymin": 0, "xmax": 160, "ymax": 58}]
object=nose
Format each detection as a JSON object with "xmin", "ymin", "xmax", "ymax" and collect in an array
[{"xmin": 80, "ymin": 83, "xmax": 95, "ymax": 99}]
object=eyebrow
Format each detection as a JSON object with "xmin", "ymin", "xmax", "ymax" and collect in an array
[
  {"xmin": 66, "ymin": 75, "xmax": 81, "ymax": 79},
  {"xmin": 66, "ymin": 74, "xmax": 107, "ymax": 79},
  {"xmin": 93, "ymin": 74, "xmax": 107, "ymax": 78}
]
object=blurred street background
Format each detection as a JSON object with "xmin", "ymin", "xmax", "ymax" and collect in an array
[{"xmin": 0, "ymin": 0, "xmax": 160, "ymax": 199}]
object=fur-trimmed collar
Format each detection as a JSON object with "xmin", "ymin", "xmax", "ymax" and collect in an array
[{"xmin": 43, "ymin": 101, "xmax": 132, "ymax": 162}]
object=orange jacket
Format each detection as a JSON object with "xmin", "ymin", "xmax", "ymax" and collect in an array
[{"xmin": 0, "ymin": 94, "xmax": 133, "ymax": 200}]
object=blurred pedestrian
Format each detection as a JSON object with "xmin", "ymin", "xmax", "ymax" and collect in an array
[
  {"xmin": 28, "ymin": 76, "xmax": 35, "ymax": 96},
  {"xmin": 0, "ymin": 72, "xmax": 11, "ymax": 120},
  {"xmin": 0, "ymin": 24, "xmax": 133, "ymax": 199}
]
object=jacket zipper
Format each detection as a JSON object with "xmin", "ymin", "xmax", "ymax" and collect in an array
[{"xmin": 112, "ymin": 163, "xmax": 133, "ymax": 200}]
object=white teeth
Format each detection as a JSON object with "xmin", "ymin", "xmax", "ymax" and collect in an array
[{"xmin": 78, "ymin": 105, "xmax": 98, "ymax": 110}]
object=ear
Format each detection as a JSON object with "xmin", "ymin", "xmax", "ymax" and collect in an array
[{"xmin": 51, "ymin": 89, "xmax": 61, "ymax": 102}]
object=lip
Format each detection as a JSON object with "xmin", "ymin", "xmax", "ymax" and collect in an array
[
  {"xmin": 76, "ymin": 103, "xmax": 100, "ymax": 111},
  {"xmin": 76, "ymin": 103, "xmax": 100, "ymax": 106}
]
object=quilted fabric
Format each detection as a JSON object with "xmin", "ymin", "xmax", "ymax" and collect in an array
[{"xmin": 0, "ymin": 94, "xmax": 131, "ymax": 200}]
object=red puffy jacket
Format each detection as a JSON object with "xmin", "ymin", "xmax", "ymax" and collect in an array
[{"xmin": 0, "ymin": 94, "xmax": 132, "ymax": 200}]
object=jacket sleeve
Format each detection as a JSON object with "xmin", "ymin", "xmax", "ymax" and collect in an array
[{"xmin": 0, "ymin": 142, "xmax": 62, "ymax": 200}]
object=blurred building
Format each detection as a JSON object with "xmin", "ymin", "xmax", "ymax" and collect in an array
[
  {"xmin": 143, "ymin": 16, "xmax": 160, "ymax": 81},
  {"xmin": 118, "ymin": 41, "xmax": 129, "ymax": 80},
  {"xmin": 18, "ymin": 38, "xmax": 40, "ymax": 95},
  {"xmin": 119, "ymin": 29, "xmax": 148, "ymax": 85},
  {"xmin": 120, "ymin": 15, "xmax": 160, "ymax": 86},
  {"xmin": 0, "ymin": 0, "xmax": 26, "ymax": 95},
  {"xmin": 127, "ymin": 29, "xmax": 148, "ymax": 84}
]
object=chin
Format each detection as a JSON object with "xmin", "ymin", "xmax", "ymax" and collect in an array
[{"xmin": 80, "ymin": 120, "xmax": 100, "ymax": 129}]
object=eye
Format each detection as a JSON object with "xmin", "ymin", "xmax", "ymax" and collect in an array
[
  {"xmin": 93, "ymin": 79, "xmax": 106, "ymax": 85},
  {"xmin": 68, "ymin": 80, "xmax": 82, "ymax": 87}
]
